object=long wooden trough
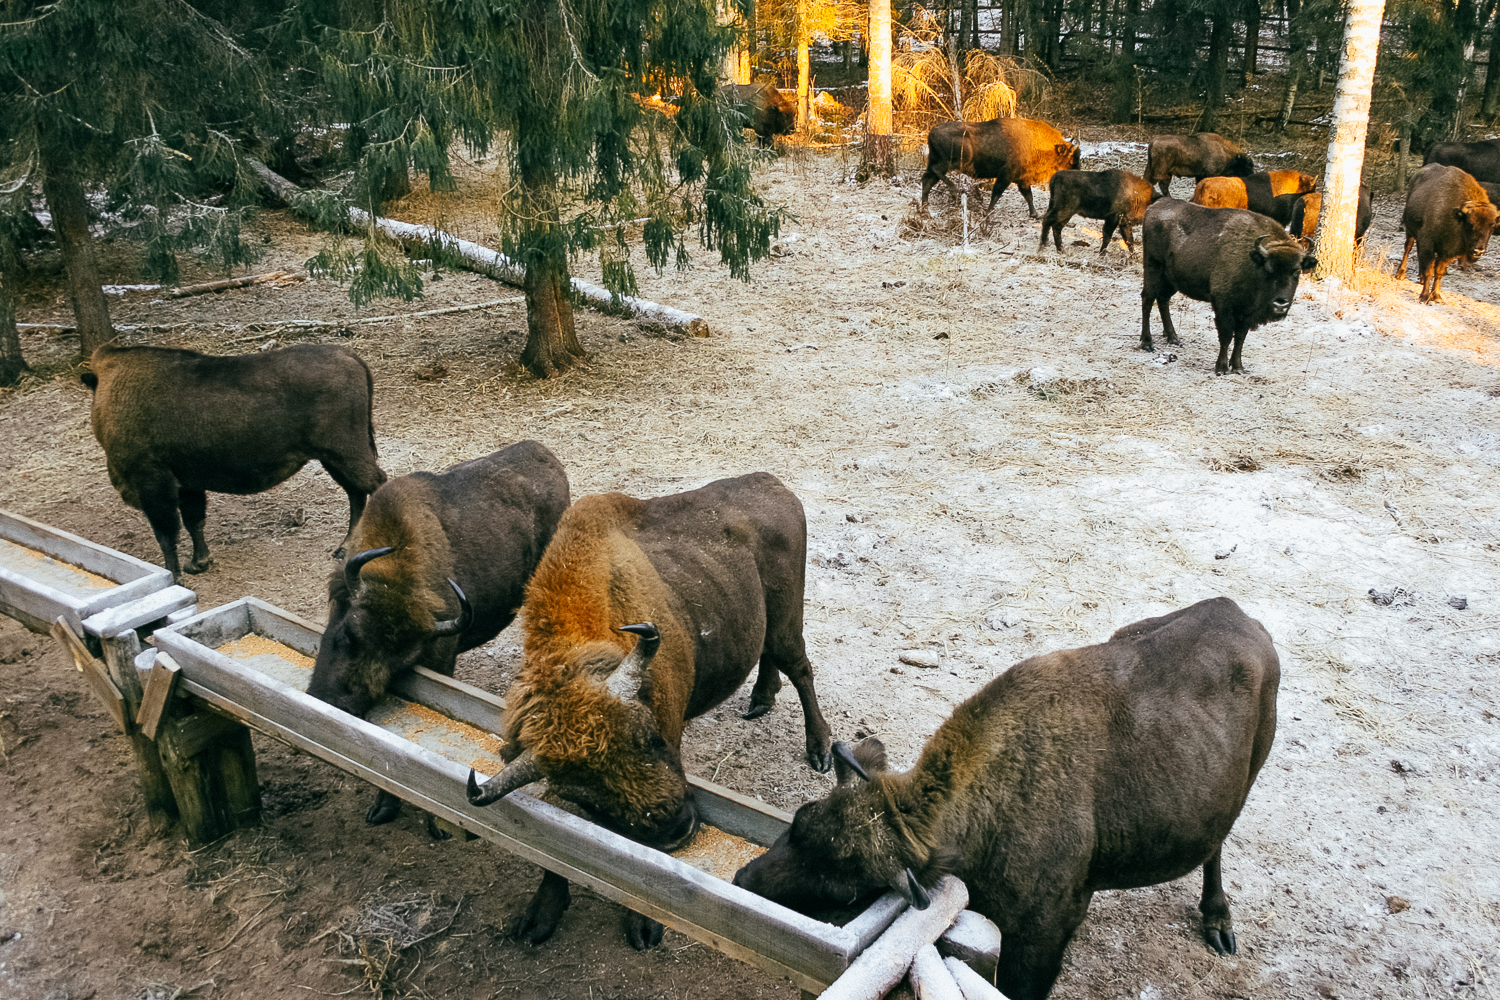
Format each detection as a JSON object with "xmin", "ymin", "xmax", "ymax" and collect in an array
[
  {"xmin": 149, "ymin": 596, "xmax": 908, "ymax": 993},
  {"xmin": 0, "ymin": 507, "xmax": 190, "ymax": 638}
]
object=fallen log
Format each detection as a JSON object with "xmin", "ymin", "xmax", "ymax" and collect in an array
[
  {"xmin": 167, "ymin": 270, "xmax": 306, "ymax": 299},
  {"xmin": 247, "ymin": 158, "xmax": 710, "ymax": 338}
]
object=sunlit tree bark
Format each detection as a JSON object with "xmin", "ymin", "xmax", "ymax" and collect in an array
[
  {"xmin": 864, "ymin": 0, "xmax": 894, "ymax": 176},
  {"xmin": 1313, "ymin": 0, "xmax": 1386, "ymax": 282}
]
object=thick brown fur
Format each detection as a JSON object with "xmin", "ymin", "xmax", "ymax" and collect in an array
[
  {"xmin": 83, "ymin": 342, "xmax": 385, "ymax": 582},
  {"xmin": 1396, "ymin": 163, "xmax": 1499, "ymax": 304},
  {"xmin": 1265, "ymin": 169, "xmax": 1318, "ymax": 196},
  {"xmin": 1191, "ymin": 176, "xmax": 1249, "ymax": 209},
  {"xmin": 921, "ymin": 117, "xmax": 1081, "ymax": 218},
  {"xmin": 722, "ymin": 82, "xmax": 795, "ymax": 147},
  {"xmin": 1287, "ymin": 188, "xmax": 1373, "ymax": 242},
  {"xmin": 1143, "ymin": 133, "xmax": 1254, "ymax": 197},
  {"xmin": 1039, "ymin": 169, "xmax": 1156, "ymax": 254},
  {"xmin": 735, "ymin": 598, "xmax": 1280, "ymax": 1000},
  {"xmin": 494, "ymin": 473, "xmax": 834, "ymax": 949},
  {"xmin": 1140, "ymin": 198, "xmax": 1317, "ymax": 374},
  {"xmin": 1423, "ymin": 138, "xmax": 1500, "ymax": 183}
]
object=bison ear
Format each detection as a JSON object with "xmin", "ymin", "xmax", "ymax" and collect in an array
[
  {"xmin": 80, "ymin": 371, "xmax": 98, "ymax": 390},
  {"xmin": 1300, "ymin": 254, "xmax": 1319, "ymax": 273},
  {"xmin": 833, "ymin": 738, "xmax": 889, "ymax": 785},
  {"xmin": 1250, "ymin": 235, "xmax": 1271, "ymax": 267}
]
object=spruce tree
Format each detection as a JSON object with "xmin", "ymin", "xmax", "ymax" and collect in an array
[{"xmin": 0, "ymin": 0, "xmax": 271, "ymax": 358}]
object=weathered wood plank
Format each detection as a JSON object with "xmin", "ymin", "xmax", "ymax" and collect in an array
[
  {"xmin": 83, "ymin": 585, "xmax": 197, "ymax": 639},
  {"xmin": 0, "ymin": 507, "xmax": 166, "ymax": 583},
  {"xmin": 156, "ymin": 708, "xmax": 261, "ymax": 846},
  {"xmin": 51, "ymin": 619, "xmax": 126, "ymax": 733},
  {"xmin": 910, "ymin": 944, "xmax": 964, "ymax": 1000},
  {"xmin": 817, "ymin": 877, "xmax": 969, "ymax": 1000},
  {"xmin": 154, "ymin": 618, "xmax": 864, "ymax": 991},
  {"xmin": 99, "ymin": 630, "xmax": 179, "ymax": 832},
  {"xmin": 2, "ymin": 566, "xmax": 86, "ymax": 636},
  {"xmin": 137, "ymin": 654, "xmax": 182, "ymax": 740},
  {"xmin": 943, "ymin": 957, "xmax": 1007, "ymax": 1000},
  {"xmin": 391, "ymin": 667, "xmax": 507, "ymax": 736}
]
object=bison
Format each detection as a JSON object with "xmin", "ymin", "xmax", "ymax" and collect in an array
[
  {"xmin": 722, "ymin": 83, "xmax": 795, "ymax": 147},
  {"xmin": 466, "ymin": 472, "xmax": 835, "ymax": 949},
  {"xmin": 1143, "ymin": 133, "xmax": 1254, "ymax": 197},
  {"xmin": 1286, "ymin": 188, "xmax": 1373, "ymax": 242},
  {"xmin": 1140, "ymin": 198, "xmax": 1317, "ymax": 375},
  {"xmin": 1039, "ymin": 169, "xmax": 1157, "ymax": 254},
  {"xmin": 1191, "ymin": 175, "xmax": 1251, "ymax": 209},
  {"xmin": 1423, "ymin": 138, "xmax": 1500, "ymax": 184},
  {"xmin": 733, "ymin": 598, "xmax": 1280, "ymax": 1000},
  {"xmin": 1192, "ymin": 170, "xmax": 1317, "ymax": 215},
  {"xmin": 82, "ymin": 343, "xmax": 386, "ymax": 583},
  {"xmin": 1395, "ymin": 163, "xmax": 1499, "ymax": 304},
  {"xmin": 920, "ymin": 117, "xmax": 1081, "ymax": 219},
  {"xmin": 308, "ymin": 440, "xmax": 570, "ymax": 826}
]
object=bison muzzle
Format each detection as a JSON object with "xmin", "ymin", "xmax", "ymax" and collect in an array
[{"xmin": 733, "ymin": 597, "xmax": 1279, "ymax": 1000}]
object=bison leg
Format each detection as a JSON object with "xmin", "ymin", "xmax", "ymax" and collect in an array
[
  {"xmin": 623, "ymin": 910, "xmax": 664, "ymax": 950},
  {"xmin": 1017, "ymin": 185, "xmax": 1039, "ymax": 220},
  {"xmin": 1140, "ymin": 275, "xmax": 1180, "ymax": 352},
  {"xmin": 1099, "ymin": 217, "xmax": 1119, "ymax": 255},
  {"xmin": 1394, "ymin": 236, "xmax": 1415, "ymax": 281},
  {"xmin": 133, "ymin": 468, "xmax": 186, "ymax": 581},
  {"xmin": 177, "ymin": 489, "xmax": 214, "ymax": 575},
  {"xmin": 509, "ymin": 870, "xmax": 572, "ymax": 945},
  {"xmin": 995, "ymin": 892, "xmax": 1095, "ymax": 1000},
  {"xmin": 1040, "ymin": 209, "xmax": 1068, "ymax": 252},
  {"xmin": 321, "ymin": 457, "xmax": 386, "ymax": 559},
  {"xmin": 365, "ymin": 789, "xmax": 403, "ymax": 825},
  {"xmin": 1419, "ymin": 256, "xmax": 1440, "ymax": 304},
  {"xmin": 1429, "ymin": 258, "xmax": 1450, "ymax": 304},
  {"xmin": 1214, "ymin": 314, "xmax": 1246, "ymax": 375},
  {"xmin": 920, "ymin": 168, "xmax": 960, "ymax": 210},
  {"xmin": 1199, "ymin": 845, "xmax": 1237, "ymax": 956}
]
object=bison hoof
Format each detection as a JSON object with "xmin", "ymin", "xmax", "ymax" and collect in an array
[
  {"xmin": 742, "ymin": 700, "xmax": 773, "ymax": 721},
  {"xmin": 424, "ymin": 813, "xmax": 452, "ymax": 841},
  {"xmin": 184, "ymin": 558, "xmax": 215, "ymax": 575},
  {"xmin": 509, "ymin": 887, "xmax": 570, "ymax": 945},
  {"xmin": 365, "ymin": 791, "xmax": 402, "ymax": 826},
  {"xmin": 624, "ymin": 911, "xmax": 664, "ymax": 950},
  {"xmin": 1139, "ymin": 341, "xmax": 1155, "ymax": 353},
  {"xmin": 1204, "ymin": 927, "xmax": 1237, "ymax": 957},
  {"xmin": 807, "ymin": 744, "xmax": 833, "ymax": 773}
]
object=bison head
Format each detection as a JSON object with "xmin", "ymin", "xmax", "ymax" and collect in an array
[
  {"xmin": 1226, "ymin": 153, "xmax": 1256, "ymax": 178},
  {"xmin": 732, "ymin": 739, "xmax": 954, "ymax": 914},
  {"xmin": 308, "ymin": 546, "xmax": 472, "ymax": 716},
  {"xmin": 1249, "ymin": 235, "xmax": 1317, "ymax": 320},
  {"xmin": 1055, "ymin": 142, "xmax": 1082, "ymax": 171},
  {"xmin": 469, "ymin": 623, "xmax": 701, "ymax": 851},
  {"xmin": 1458, "ymin": 199, "xmax": 1500, "ymax": 259}
]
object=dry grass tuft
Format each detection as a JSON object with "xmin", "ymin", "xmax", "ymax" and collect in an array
[{"xmin": 332, "ymin": 892, "xmax": 464, "ymax": 996}]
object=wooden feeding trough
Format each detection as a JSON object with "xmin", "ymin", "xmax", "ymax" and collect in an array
[
  {"xmin": 149, "ymin": 596, "xmax": 911, "ymax": 994},
  {"xmin": 0, "ymin": 507, "xmax": 191, "ymax": 639}
]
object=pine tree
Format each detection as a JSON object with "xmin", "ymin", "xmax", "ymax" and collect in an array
[
  {"xmin": 0, "ymin": 0, "xmax": 269, "ymax": 358},
  {"xmin": 296, "ymin": 0, "xmax": 786, "ymax": 378}
]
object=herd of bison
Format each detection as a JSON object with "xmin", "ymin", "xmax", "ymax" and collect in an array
[{"xmin": 10, "ymin": 119, "xmax": 1500, "ymax": 999}]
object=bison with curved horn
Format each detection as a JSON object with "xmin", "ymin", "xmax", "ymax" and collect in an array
[
  {"xmin": 308, "ymin": 439, "xmax": 570, "ymax": 828},
  {"xmin": 466, "ymin": 472, "xmax": 834, "ymax": 949},
  {"xmin": 734, "ymin": 598, "xmax": 1280, "ymax": 1000}
]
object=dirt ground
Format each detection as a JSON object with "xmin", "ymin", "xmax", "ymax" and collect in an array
[{"xmin": 1, "ymin": 134, "xmax": 1497, "ymax": 1000}]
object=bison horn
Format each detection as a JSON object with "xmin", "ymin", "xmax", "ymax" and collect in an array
[
  {"xmin": 902, "ymin": 868, "xmax": 932, "ymax": 910},
  {"xmin": 832, "ymin": 741, "xmax": 871, "ymax": 782},
  {"xmin": 344, "ymin": 546, "xmax": 395, "ymax": 591},
  {"xmin": 467, "ymin": 751, "xmax": 543, "ymax": 806},
  {"xmin": 430, "ymin": 578, "xmax": 472, "ymax": 637},
  {"xmin": 606, "ymin": 623, "xmax": 660, "ymax": 702}
]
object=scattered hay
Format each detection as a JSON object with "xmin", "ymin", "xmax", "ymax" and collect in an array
[
  {"xmin": 1208, "ymin": 450, "xmax": 1265, "ymax": 473},
  {"xmin": 332, "ymin": 892, "xmax": 465, "ymax": 997}
]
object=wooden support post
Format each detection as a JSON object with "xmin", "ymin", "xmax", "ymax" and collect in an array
[
  {"xmin": 97, "ymin": 629, "xmax": 180, "ymax": 834},
  {"xmin": 136, "ymin": 653, "xmax": 181, "ymax": 740},
  {"xmin": 154, "ymin": 705, "xmax": 261, "ymax": 847}
]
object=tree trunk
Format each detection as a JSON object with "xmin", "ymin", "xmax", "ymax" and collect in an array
[
  {"xmin": 747, "ymin": 0, "xmax": 759, "ymax": 79},
  {"xmin": 40, "ymin": 160, "xmax": 113, "ymax": 358},
  {"xmin": 967, "ymin": 0, "xmax": 980, "ymax": 48},
  {"xmin": 1199, "ymin": 12, "xmax": 1231, "ymax": 132},
  {"xmin": 1484, "ymin": 13, "xmax": 1500, "ymax": 119},
  {"xmin": 796, "ymin": 0, "xmax": 812, "ymax": 131},
  {"xmin": 1313, "ymin": 0, "xmax": 1386, "ymax": 282},
  {"xmin": 1125, "ymin": 0, "xmax": 1139, "ymax": 60},
  {"xmin": 1243, "ymin": 0, "xmax": 1261, "ymax": 82},
  {"xmin": 0, "ymin": 269, "xmax": 26, "ymax": 387},
  {"xmin": 520, "ymin": 255, "xmax": 584, "ymax": 379},
  {"xmin": 863, "ymin": 0, "xmax": 895, "ymax": 177},
  {"xmin": 1278, "ymin": 0, "xmax": 1303, "ymax": 131},
  {"xmin": 950, "ymin": 33, "xmax": 964, "ymax": 118}
]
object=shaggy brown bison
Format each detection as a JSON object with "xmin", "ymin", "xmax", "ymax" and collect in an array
[
  {"xmin": 1287, "ymin": 188, "xmax": 1373, "ymax": 242},
  {"xmin": 1423, "ymin": 138, "xmax": 1500, "ymax": 184},
  {"xmin": 1191, "ymin": 175, "xmax": 1250, "ymax": 209},
  {"xmin": 1396, "ymin": 163, "xmax": 1499, "ymax": 304},
  {"xmin": 734, "ymin": 598, "xmax": 1280, "ymax": 1000},
  {"xmin": 1039, "ymin": 169, "xmax": 1156, "ymax": 254},
  {"xmin": 1192, "ymin": 170, "xmax": 1316, "ymax": 215},
  {"xmin": 722, "ymin": 82, "xmax": 795, "ymax": 147},
  {"xmin": 308, "ymin": 440, "xmax": 570, "ymax": 827},
  {"xmin": 467, "ymin": 473, "xmax": 834, "ymax": 949},
  {"xmin": 1140, "ymin": 198, "xmax": 1317, "ymax": 375},
  {"xmin": 1143, "ymin": 133, "xmax": 1254, "ymax": 197},
  {"xmin": 82, "ymin": 343, "xmax": 386, "ymax": 583},
  {"xmin": 920, "ymin": 117, "xmax": 1080, "ymax": 218},
  {"xmin": 1264, "ymin": 169, "xmax": 1318, "ymax": 196}
]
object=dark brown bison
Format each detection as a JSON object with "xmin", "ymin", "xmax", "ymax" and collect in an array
[
  {"xmin": 1396, "ymin": 163, "xmax": 1499, "ymax": 304},
  {"xmin": 733, "ymin": 598, "xmax": 1279, "ymax": 1000},
  {"xmin": 466, "ymin": 472, "xmax": 834, "ymax": 949},
  {"xmin": 308, "ymin": 440, "xmax": 569, "ymax": 827},
  {"xmin": 1287, "ymin": 188, "xmax": 1373, "ymax": 242},
  {"xmin": 1143, "ymin": 133, "xmax": 1254, "ymax": 197},
  {"xmin": 723, "ymin": 82, "xmax": 795, "ymax": 147},
  {"xmin": 1140, "ymin": 198, "xmax": 1317, "ymax": 375},
  {"xmin": 1423, "ymin": 138, "xmax": 1500, "ymax": 184},
  {"xmin": 82, "ymin": 343, "xmax": 386, "ymax": 583},
  {"xmin": 1196, "ymin": 171, "xmax": 1317, "ymax": 215},
  {"xmin": 921, "ymin": 117, "xmax": 1081, "ymax": 218},
  {"xmin": 1039, "ymin": 169, "xmax": 1156, "ymax": 254}
]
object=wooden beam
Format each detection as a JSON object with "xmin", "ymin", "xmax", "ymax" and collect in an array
[
  {"xmin": 136, "ymin": 654, "xmax": 182, "ymax": 741},
  {"xmin": 82, "ymin": 585, "xmax": 196, "ymax": 639},
  {"xmin": 99, "ymin": 630, "xmax": 179, "ymax": 833},
  {"xmin": 816, "ymin": 877, "xmax": 969, "ymax": 1000},
  {"xmin": 909, "ymin": 944, "xmax": 964, "ymax": 1000},
  {"xmin": 49, "ymin": 618, "xmax": 126, "ymax": 733}
]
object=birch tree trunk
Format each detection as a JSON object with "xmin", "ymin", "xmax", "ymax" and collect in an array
[
  {"xmin": 796, "ymin": 0, "xmax": 812, "ymax": 131},
  {"xmin": 1312, "ymin": 0, "xmax": 1386, "ymax": 282},
  {"xmin": 864, "ymin": 0, "xmax": 895, "ymax": 177}
]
